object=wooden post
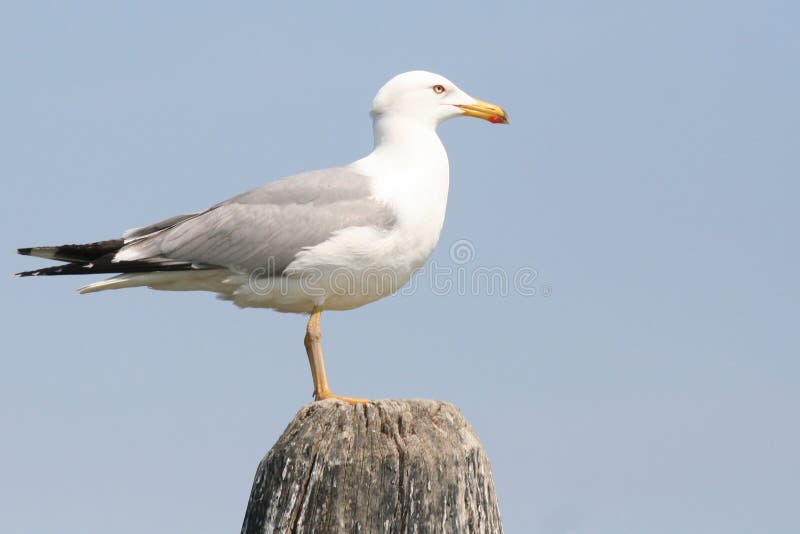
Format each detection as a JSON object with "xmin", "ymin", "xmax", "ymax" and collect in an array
[{"xmin": 241, "ymin": 399, "xmax": 503, "ymax": 533}]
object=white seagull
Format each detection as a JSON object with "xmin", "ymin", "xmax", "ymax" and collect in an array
[{"xmin": 16, "ymin": 71, "xmax": 509, "ymax": 404}]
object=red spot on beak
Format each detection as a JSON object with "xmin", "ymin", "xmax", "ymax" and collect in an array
[{"xmin": 488, "ymin": 115, "xmax": 503, "ymax": 124}]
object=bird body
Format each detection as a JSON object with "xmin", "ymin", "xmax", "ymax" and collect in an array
[
  {"xmin": 75, "ymin": 122, "xmax": 450, "ymax": 313},
  {"xmin": 17, "ymin": 70, "xmax": 508, "ymax": 401}
]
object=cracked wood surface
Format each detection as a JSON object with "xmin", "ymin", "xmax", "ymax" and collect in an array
[{"xmin": 241, "ymin": 399, "xmax": 502, "ymax": 534}]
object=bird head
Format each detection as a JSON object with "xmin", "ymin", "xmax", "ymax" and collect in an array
[{"xmin": 370, "ymin": 71, "xmax": 509, "ymax": 127}]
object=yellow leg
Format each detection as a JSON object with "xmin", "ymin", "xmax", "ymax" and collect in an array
[{"xmin": 304, "ymin": 307, "xmax": 368, "ymax": 405}]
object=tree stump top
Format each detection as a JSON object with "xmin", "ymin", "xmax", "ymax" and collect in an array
[{"xmin": 241, "ymin": 399, "xmax": 502, "ymax": 533}]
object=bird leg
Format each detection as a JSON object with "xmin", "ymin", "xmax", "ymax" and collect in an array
[{"xmin": 304, "ymin": 307, "xmax": 368, "ymax": 405}]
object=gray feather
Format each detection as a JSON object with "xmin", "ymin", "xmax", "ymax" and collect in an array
[
  {"xmin": 116, "ymin": 167, "xmax": 395, "ymax": 274},
  {"xmin": 123, "ymin": 213, "xmax": 202, "ymax": 239}
]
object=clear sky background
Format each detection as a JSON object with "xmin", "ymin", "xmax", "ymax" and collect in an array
[{"xmin": 2, "ymin": 2, "xmax": 798, "ymax": 533}]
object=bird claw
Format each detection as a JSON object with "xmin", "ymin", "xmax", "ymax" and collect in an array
[{"xmin": 314, "ymin": 390, "xmax": 369, "ymax": 405}]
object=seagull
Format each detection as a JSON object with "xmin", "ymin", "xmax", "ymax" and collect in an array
[{"xmin": 16, "ymin": 71, "xmax": 508, "ymax": 404}]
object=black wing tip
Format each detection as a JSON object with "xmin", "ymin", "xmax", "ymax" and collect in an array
[
  {"xmin": 15, "ymin": 247, "xmax": 38, "ymax": 276},
  {"xmin": 15, "ymin": 265, "xmax": 69, "ymax": 277},
  {"xmin": 15, "ymin": 259, "xmax": 211, "ymax": 277},
  {"xmin": 15, "ymin": 240, "xmax": 126, "ymax": 263},
  {"xmin": 15, "ymin": 269, "xmax": 41, "ymax": 277}
]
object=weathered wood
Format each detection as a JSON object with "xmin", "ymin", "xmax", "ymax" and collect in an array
[{"xmin": 241, "ymin": 399, "xmax": 502, "ymax": 534}]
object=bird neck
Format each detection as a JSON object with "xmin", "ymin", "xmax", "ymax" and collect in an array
[
  {"xmin": 370, "ymin": 115, "xmax": 445, "ymax": 162},
  {"xmin": 354, "ymin": 114, "xmax": 450, "ymax": 244},
  {"xmin": 356, "ymin": 115, "xmax": 450, "ymax": 188}
]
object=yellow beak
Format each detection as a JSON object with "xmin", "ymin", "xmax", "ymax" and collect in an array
[{"xmin": 456, "ymin": 98, "xmax": 509, "ymax": 124}]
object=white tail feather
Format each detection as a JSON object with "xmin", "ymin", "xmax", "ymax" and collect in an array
[
  {"xmin": 79, "ymin": 270, "xmax": 231, "ymax": 294},
  {"xmin": 79, "ymin": 274, "xmax": 148, "ymax": 294}
]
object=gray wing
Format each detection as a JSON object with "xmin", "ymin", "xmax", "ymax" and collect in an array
[
  {"xmin": 116, "ymin": 167, "xmax": 396, "ymax": 274},
  {"xmin": 122, "ymin": 213, "xmax": 202, "ymax": 240}
]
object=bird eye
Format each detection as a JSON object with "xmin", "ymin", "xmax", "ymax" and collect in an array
[{"xmin": 432, "ymin": 84, "xmax": 446, "ymax": 94}]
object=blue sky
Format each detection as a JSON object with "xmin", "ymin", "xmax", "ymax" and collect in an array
[{"xmin": 2, "ymin": 2, "xmax": 798, "ymax": 533}]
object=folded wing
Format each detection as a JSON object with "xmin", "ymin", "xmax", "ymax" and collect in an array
[{"xmin": 16, "ymin": 166, "xmax": 395, "ymax": 279}]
